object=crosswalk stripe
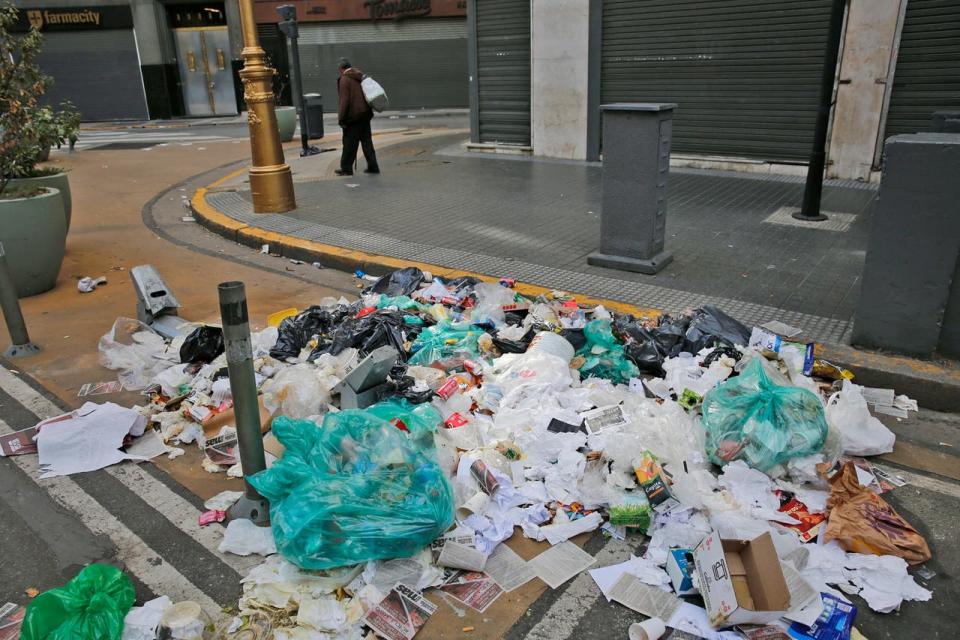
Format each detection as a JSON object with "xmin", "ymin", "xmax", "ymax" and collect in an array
[
  {"xmin": 105, "ymin": 463, "xmax": 260, "ymax": 575},
  {"xmin": 522, "ymin": 538, "xmax": 633, "ymax": 640},
  {"xmin": 0, "ymin": 416, "xmax": 224, "ymax": 614}
]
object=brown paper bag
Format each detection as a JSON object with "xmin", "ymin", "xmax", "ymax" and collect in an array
[{"xmin": 824, "ymin": 462, "xmax": 931, "ymax": 564}]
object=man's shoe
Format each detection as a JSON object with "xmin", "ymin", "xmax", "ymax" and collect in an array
[
  {"xmin": 364, "ymin": 168, "xmax": 380, "ymax": 174},
  {"xmin": 334, "ymin": 169, "xmax": 353, "ymax": 176}
]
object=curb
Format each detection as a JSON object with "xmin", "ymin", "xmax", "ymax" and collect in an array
[{"xmin": 191, "ymin": 169, "xmax": 960, "ymax": 413}]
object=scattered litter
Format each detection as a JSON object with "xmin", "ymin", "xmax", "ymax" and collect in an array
[
  {"xmin": 20, "ymin": 564, "xmax": 134, "ymax": 640},
  {"xmin": 528, "ymin": 541, "xmax": 595, "ymax": 588},
  {"xmin": 363, "ymin": 584, "xmax": 436, "ymax": 640},
  {"xmin": 218, "ymin": 518, "xmax": 277, "ymax": 556},
  {"xmin": 181, "ymin": 215, "xmax": 196, "ymax": 222},
  {"xmin": 77, "ymin": 276, "xmax": 107, "ymax": 293},
  {"xmin": 36, "ymin": 402, "xmax": 148, "ymax": 478},
  {"xmin": 70, "ymin": 265, "xmax": 939, "ymax": 637},
  {"xmin": 121, "ymin": 596, "xmax": 172, "ymax": 640},
  {"xmin": 261, "ymin": 244, "xmax": 269, "ymax": 254},
  {"xmin": 204, "ymin": 490, "xmax": 244, "ymax": 511},
  {"xmin": 0, "ymin": 602, "xmax": 25, "ymax": 640},
  {"xmin": 760, "ymin": 320, "xmax": 803, "ymax": 338},
  {"xmin": 823, "ymin": 462, "xmax": 931, "ymax": 564},
  {"xmin": 77, "ymin": 380, "xmax": 123, "ymax": 397}
]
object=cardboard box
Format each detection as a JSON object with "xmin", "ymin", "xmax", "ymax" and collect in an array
[
  {"xmin": 693, "ymin": 531, "xmax": 790, "ymax": 628},
  {"xmin": 666, "ymin": 548, "xmax": 699, "ymax": 596}
]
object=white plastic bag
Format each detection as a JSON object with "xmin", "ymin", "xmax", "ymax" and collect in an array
[
  {"xmin": 825, "ymin": 381, "xmax": 895, "ymax": 456},
  {"xmin": 219, "ymin": 518, "xmax": 277, "ymax": 556},
  {"xmin": 361, "ymin": 76, "xmax": 388, "ymax": 112},
  {"xmin": 98, "ymin": 317, "xmax": 178, "ymax": 390}
]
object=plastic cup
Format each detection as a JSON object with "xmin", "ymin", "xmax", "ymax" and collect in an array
[{"xmin": 628, "ymin": 617, "xmax": 666, "ymax": 640}]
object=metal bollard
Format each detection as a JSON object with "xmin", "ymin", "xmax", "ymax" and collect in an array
[
  {"xmin": 218, "ymin": 281, "xmax": 270, "ymax": 525},
  {"xmin": 0, "ymin": 243, "xmax": 40, "ymax": 358}
]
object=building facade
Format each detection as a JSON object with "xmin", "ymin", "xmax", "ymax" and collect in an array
[
  {"xmin": 11, "ymin": 0, "xmax": 468, "ymax": 122},
  {"xmin": 469, "ymin": 0, "xmax": 960, "ymax": 181}
]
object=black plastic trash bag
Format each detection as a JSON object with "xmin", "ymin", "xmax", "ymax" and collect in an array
[
  {"xmin": 322, "ymin": 309, "xmax": 414, "ymax": 360},
  {"xmin": 683, "ymin": 305, "xmax": 752, "ymax": 353},
  {"xmin": 179, "ymin": 325, "xmax": 224, "ymax": 364},
  {"xmin": 366, "ymin": 267, "xmax": 425, "ymax": 297},
  {"xmin": 271, "ymin": 305, "xmax": 351, "ymax": 361}
]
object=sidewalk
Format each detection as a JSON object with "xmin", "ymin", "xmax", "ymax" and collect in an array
[
  {"xmin": 81, "ymin": 108, "xmax": 469, "ymax": 131},
  {"xmin": 201, "ymin": 131, "xmax": 876, "ymax": 345}
]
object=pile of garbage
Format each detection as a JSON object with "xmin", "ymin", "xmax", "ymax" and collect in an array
[{"xmin": 17, "ymin": 266, "xmax": 934, "ymax": 640}]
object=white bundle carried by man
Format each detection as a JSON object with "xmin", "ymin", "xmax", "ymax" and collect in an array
[{"xmin": 361, "ymin": 76, "xmax": 389, "ymax": 112}]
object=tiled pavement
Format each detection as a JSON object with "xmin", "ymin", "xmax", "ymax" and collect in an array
[{"xmin": 206, "ymin": 133, "xmax": 878, "ymax": 344}]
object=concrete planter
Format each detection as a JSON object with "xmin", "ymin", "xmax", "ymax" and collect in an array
[
  {"xmin": 8, "ymin": 171, "xmax": 72, "ymax": 231},
  {"xmin": 0, "ymin": 187, "xmax": 66, "ymax": 297},
  {"xmin": 275, "ymin": 106, "xmax": 297, "ymax": 142}
]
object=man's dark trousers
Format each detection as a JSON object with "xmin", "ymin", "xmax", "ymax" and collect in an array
[{"xmin": 340, "ymin": 117, "xmax": 379, "ymax": 174}]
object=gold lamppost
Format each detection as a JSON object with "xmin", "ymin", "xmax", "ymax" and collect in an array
[{"xmin": 236, "ymin": 0, "xmax": 295, "ymax": 212}]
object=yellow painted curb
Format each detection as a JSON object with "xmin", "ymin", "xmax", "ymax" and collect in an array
[{"xmin": 192, "ymin": 161, "xmax": 661, "ymax": 319}]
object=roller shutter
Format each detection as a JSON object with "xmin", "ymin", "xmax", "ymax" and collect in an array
[
  {"xmin": 297, "ymin": 18, "xmax": 467, "ymax": 110},
  {"xmin": 475, "ymin": 0, "xmax": 530, "ymax": 145},
  {"xmin": 601, "ymin": 0, "xmax": 834, "ymax": 162},
  {"xmin": 37, "ymin": 29, "xmax": 148, "ymax": 121},
  {"xmin": 884, "ymin": 0, "xmax": 960, "ymax": 138}
]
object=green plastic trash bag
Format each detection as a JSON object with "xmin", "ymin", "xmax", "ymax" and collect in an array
[
  {"xmin": 702, "ymin": 358, "xmax": 828, "ymax": 471},
  {"xmin": 576, "ymin": 319, "xmax": 640, "ymax": 385},
  {"xmin": 407, "ymin": 321, "xmax": 481, "ymax": 366},
  {"xmin": 21, "ymin": 564, "xmax": 135, "ymax": 640},
  {"xmin": 248, "ymin": 400, "xmax": 455, "ymax": 570}
]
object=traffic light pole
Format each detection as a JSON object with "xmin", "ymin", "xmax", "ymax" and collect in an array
[{"xmin": 278, "ymin": 5, "xmax": 320, "ymax": 157}]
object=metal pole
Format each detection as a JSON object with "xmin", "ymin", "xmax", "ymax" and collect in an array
[
  {"xmin": 218, "ymin": 281, "xmax": 269, "ymax": 525},
  {"xmin": 289, "ymin": 35, "xmax": 320, "ymax": 157},
  {"xmin": 237, "ymin": 0, "xmax": 296, "ymax": 213},
  {"xmin": 795, "ymin": 0, "xmax": 846, "ymax": 222},
  {"xmin": 0, "ymin": 243, "xmax": 40, "ymax": 358}
]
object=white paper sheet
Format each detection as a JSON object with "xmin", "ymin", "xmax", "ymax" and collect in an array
[
  {"xmin": 36, "ymin": 402, "xmax": 149, "ymax": 478},
  {"xmin": 484, "ymin": 544, "xmax": 535, "ymax": 592},
  {"xmin": 528, "ymin": 541, "xmax": 595, "ymax": 589},
  {"xmin": 609, "ymin": 574, "xmax": 681, "ymax": 620},
  {"xmin": 589, "ymin": 557, "xmax": 672, "ymax": 602},
  {"xmin": 218, "ymin": 519, "xmax": 277, "ymax": 556},
  {"xmin": 124, "ymin": 429, "xmax": 169, "ymax": 460},
  {"xmin": 666, "ymin": 602, "xmax": 742, "ymax": 640}
]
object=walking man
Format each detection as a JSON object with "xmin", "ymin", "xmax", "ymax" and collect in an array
[{"xmin": 335, "ymin": 58, "xmax": 379, "ymax": 176}]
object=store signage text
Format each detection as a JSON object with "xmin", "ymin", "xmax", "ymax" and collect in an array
[
  {"xmin": 11, "ymin": 6, "xmax": 133, "ymax": 32},
  {"xmin": 365, "ymin": 0, "xmax": 431, "ymax": 20}
]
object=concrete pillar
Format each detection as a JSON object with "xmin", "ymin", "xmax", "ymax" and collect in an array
[
  {"xmin": 587, "ymin": 104, "xmax": 675, "ymax": 274},
  {"xmin": 129, "ymin": 0, "xmax": 164, "ymax": 66},
  {"xmin": 852, "ymin": 134, "xmax": 960, "ymax": 357},
  {"xmin": 826, "ymin": 0, "xmax": 905, "ymax": 181},
  {"xmin": 530, "ymin": 0, "xmax": 590, "ymax": 159}
]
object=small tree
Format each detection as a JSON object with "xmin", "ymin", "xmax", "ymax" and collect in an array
[{"xmin": 0, "ymin": 3, "xmax": 79, "ymax": 196}]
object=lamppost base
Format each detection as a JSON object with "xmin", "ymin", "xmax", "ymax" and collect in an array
[
  {"xmin": 228, "ymin": 494, "xmax": 270, "ymax": 526},
  {"xmin": 249, "ymin": 164, "xmax": 296, "ymax": 213},
  {"xmin": 4, "ymin": 342, "xmax": 40, "ymax": 358},
  {"xmin": 792, "ymin": 210, "xmax": 829, "ymax": 222}
]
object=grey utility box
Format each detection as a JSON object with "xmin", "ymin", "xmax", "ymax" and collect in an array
[
  {"xmin": 852, "ymin": 133, "xmax": 960, "ymax": 357},
  {"xmin": 587, "ymin": 103, "xmax": 676, "ymax": 274}
]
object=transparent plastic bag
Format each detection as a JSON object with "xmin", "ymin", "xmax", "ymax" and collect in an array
[
  {"xmin": 407, "ymin": 322, "xmax": 481, "ymax": 366},
  {"xmin": 21, "ymin": 564, "xmax": 135, "ymax": 640},
  {"xmin": 98, "ymin": 317, "xmax": 176, "ymax": 390},
  {"xmin": 576, "ymin": 319, "xmax": 640, "ymax": 385},
  {"xmin": 248, "ymin": 400, "xmax": 455, "ymax": 569},
  {"xmin": 702, "ymin": 358, "xmax": 828, "ymax": 471},
  {"xmin": 469, "ymin": 282, "xmax": 517, "ymax": 327}
]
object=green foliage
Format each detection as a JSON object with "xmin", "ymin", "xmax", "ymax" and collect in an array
[{"xmin": 0, "ymin": 3, "xmax": 79, "ymax": 195}]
